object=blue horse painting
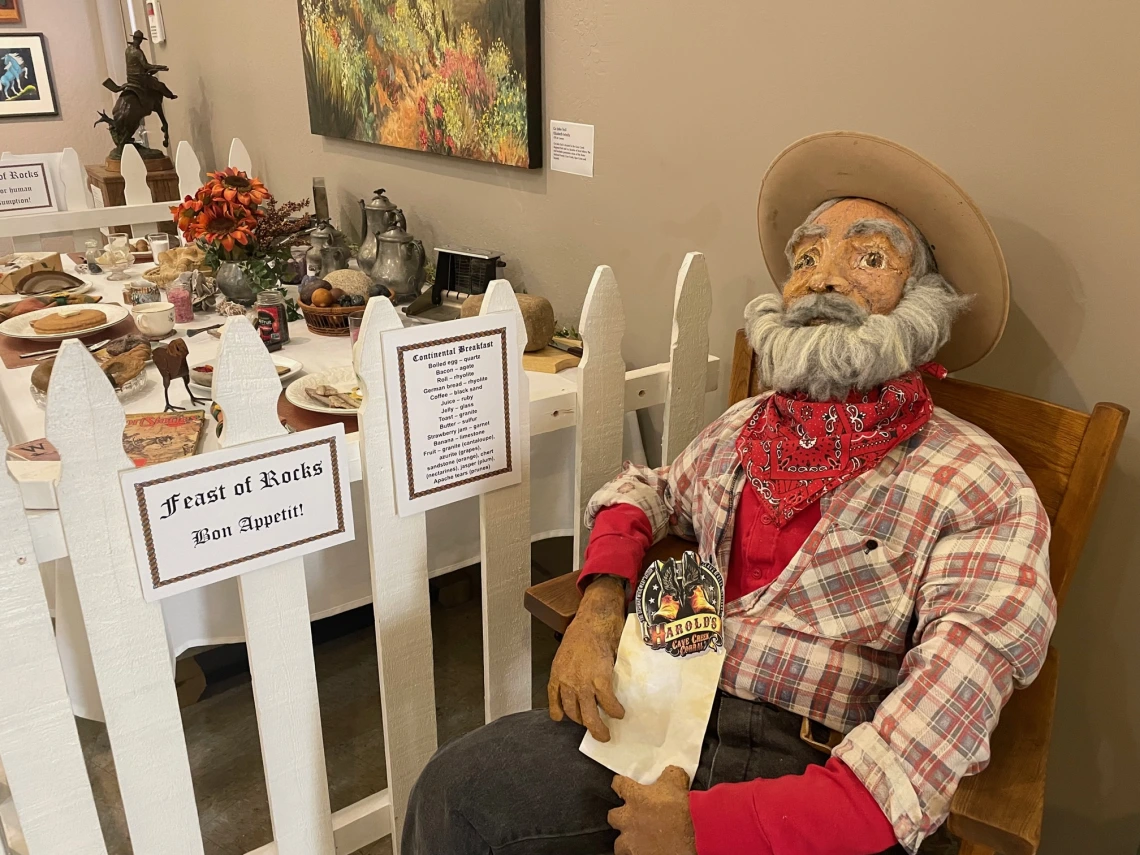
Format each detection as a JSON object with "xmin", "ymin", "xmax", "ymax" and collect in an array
[{"xmin": 1, "ymin": 51, "xmax": 33, "ymax": 101}]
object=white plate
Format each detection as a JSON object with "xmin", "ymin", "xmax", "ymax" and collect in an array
[
  {"xmin": 284, "ymin": 365, "xmax": 360, "ymax": 416},
  {"xmin": 0, "ymin": 303, "xmax": 129, "ymax": 340},
  {"xmin": 0, "ymin": 282, "xmax": 92, "ymax": 304},
  {"xmin": 189, "ymin": 355, "xmax": 304, "ymax": 392}
]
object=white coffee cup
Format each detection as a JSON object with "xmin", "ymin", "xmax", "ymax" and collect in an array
[{"xmin": 132, "ymin": 301, "xmax": 176, "ymax": 337}]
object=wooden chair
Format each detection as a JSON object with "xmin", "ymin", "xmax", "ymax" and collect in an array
[{"xmin": 524, "ymin": 329, "xmax": 1128, "ymax": 855}]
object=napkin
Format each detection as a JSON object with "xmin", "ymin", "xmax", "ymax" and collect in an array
[{"xmin": 580, "ymin": 613, "xmax": 725, "ymax": 785}]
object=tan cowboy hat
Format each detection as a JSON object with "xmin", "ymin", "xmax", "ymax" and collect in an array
[{"xmin": 757, "ymin": 131, "xmax": 1009, "ymax": 372}]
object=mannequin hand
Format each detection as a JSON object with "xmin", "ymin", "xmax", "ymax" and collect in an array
[
  {"xmin": 609, "ymin": 766, "xmax": 697, "ymax": 855},
  {"xmin": 547, "ymin": 574, "xmax": 626, "ymax": 741}
]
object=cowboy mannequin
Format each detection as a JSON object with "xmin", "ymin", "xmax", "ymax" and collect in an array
[{"xmin": 401, "ymin": 133, "xmax": 1056, "ymax": 855}]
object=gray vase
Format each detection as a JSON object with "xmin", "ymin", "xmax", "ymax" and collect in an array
[{"xmin": 216, "ymin": 261, "xmax": 257, "ymax": 307}]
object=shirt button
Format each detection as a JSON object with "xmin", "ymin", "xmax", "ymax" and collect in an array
[{"xmin": 761, "ymin": 514, "xmax": 773, "ymax": 525}]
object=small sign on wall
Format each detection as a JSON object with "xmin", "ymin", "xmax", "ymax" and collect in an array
[
  {"xmin": 381, "ymin": 312, "xmax": 522, "ymax": 516},
  {"xmin": 0, "ymin": 161, "xmax": 55, "ymax": 217},
  {"xmin": 119, "ymin": 424, "xmax": 354, "ymax": 601},
  {"xmin": 550, "ymin": 120, "xmax": 595, "ymax": 177}
]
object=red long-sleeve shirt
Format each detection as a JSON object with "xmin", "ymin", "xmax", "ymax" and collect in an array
[{"xmin": 578, "ymin": 494, "xmax": 898, "ymax": 855}]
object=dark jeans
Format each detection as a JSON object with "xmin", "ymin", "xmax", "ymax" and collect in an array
[{"xmin": 402, "ymin": 691, "xmax": 920, "ymax": 854}]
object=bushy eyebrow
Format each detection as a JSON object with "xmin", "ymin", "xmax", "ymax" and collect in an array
[
  {"xmin": 844, "ymin": 219, "xmax": 913, "ymax": 255},
  {"xmin": 784, "ymin": 223, "xmax": 828, "ymax": 267}
]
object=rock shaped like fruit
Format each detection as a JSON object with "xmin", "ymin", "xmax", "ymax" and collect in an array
[{"xmin": 299, "ymin": 276, "xmax": 329, "ymax": 305}]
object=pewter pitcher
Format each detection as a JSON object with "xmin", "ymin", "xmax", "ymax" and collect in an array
[
  {"xmin": 370, "ymin": 224, "xmax": 426, "ymax": 303},
  {"xmin": 358, "ymin": 189, "xmax": 406, "ymax": 275}
]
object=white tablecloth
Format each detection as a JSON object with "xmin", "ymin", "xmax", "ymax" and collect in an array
[{"xmin": 0, "ymin": 260, "xmax": 646, "ymax": 719}]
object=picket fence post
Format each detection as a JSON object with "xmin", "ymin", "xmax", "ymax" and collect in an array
[
  {"xmin": 58, "ymin": 147, "xmax": 95, "ymax": 211},
  {"xmin": 661, "ymin": 252, "xmax": 712, "ymax": 462},
  {"xmin": 572, "ymin": 266, "xmax": 627, "ymax": 570},
  {"xmin": 213, "ymin": 319, "xmax": 336, "ymax": 855},
  {"xmin": 228, "ymin": 138, "xmax": 253, "ymax": 175},
  {"xmin": 0, "ymin": 419, "xmax": 106, "ymax": 854},
  {"xmin": 355, "ymin": 297, "xmax": 436, "ymax": 850},
  {"xmin": 478, "ymin": 281, "xmax": 533, "ymax": 721},
  {"xmin": 176, "ymin": 140, "xmax": 203, "ymax": 200},
  {"xmin": 45, "ymin": 341, "xmax": 204, "ymax": 854}
]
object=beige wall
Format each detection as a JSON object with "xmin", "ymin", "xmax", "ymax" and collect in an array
[
  {"xmin": 156, "ymin": 1, "xmax": 1139, "ymax": 850},
  {"xmin": 2, "ymin": 0, "xmax": 114, "ymax": 165}
]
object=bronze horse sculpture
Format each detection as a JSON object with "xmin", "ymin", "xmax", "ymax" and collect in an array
[{"xmin": 94, "ymin": 29, "xmax": 177, "ymax": 158}]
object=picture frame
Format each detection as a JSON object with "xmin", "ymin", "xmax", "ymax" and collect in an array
[
  {"xmin": 297, "ymin": 0, "xmax": 543, "ymax": 169},
  {"xmin": 0, "ymin": 33, "xmax": 58, "ymax": 118},
  {"xmin": 0, "ymin": 0, "xmax": 22, "ymax": 25}
]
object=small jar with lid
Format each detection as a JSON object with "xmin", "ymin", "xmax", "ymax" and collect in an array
[
  {"xmin": 167, "ymin": 278, "xmax": 195, "ymax": 323},
  {"xmin": 128, "ymin": 280, "xmax": 160, "ymax": 305},
  {"xmin": 255, "ymin": 289, "xmax": 290, "ymax": 351},
  {"xmin": 83, "ymin": 239, "xmax": 103, "ymax": 274}
]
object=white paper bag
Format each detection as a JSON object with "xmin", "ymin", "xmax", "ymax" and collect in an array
[{"xmin": 580, "ymin": 614, "xmax": 725, "ymax": 785}]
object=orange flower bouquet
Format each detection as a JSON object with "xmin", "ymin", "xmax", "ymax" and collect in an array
[{"xmin": 172, "ymin": 168, "xmax": 310, "ymax": 305}]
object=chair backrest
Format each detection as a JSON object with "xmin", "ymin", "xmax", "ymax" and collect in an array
[{"xmin": 727, "ymin": 329, "xmax": 1128, "ymax": 610}]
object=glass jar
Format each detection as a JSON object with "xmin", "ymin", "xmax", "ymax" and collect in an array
[
  {"xmin": 167, "ymin": 278, "xmax": 195, "ymax": 323},
  {"xmin": 128, "ymin": 280, "xmax": 160, "ymax": 305},
  {"xmin": 83, "ymin": 239, "xmax": 103, "ymax": 274},
  {"xmin": 255, "ymin": 289, "xmax": 290, "ymax": 352}
]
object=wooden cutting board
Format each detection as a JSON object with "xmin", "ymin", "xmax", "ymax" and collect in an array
[{"xmin": 522, "ymin": 346, "xmax": 580, "ymax": 374}]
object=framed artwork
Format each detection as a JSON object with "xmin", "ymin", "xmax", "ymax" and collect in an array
[
  {"xmin": 297, "ymin": 0, "xmax": 542, "ymax": 169},
  {"xmin": 0, "ymin": 0, "xmax": 22, "ymax": 25},
  {"xmin": 0, "ymin": 33, "xmax": 58, "ymax": 118}
]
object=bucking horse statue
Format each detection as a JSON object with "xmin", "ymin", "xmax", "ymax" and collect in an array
[{"xmin": 95, "ymin": 29, "xmax": 177, "ymax": 160}]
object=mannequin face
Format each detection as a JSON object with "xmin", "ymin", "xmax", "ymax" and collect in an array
[{"xmin": 782, "ymin": 198, "xmax": 915, "ymax": 316}]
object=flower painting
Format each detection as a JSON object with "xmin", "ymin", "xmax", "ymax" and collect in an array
[{"xmin": 298, "ymin": 0, "xmax": 541, "ymax": 168}]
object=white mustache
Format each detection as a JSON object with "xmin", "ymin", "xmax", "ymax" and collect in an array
[{"xmin": 782, "ymin": 293, "xmax": 869, "ymax": 327}]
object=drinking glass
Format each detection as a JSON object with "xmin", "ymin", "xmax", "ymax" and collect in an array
[
  {"xmin": 105, "ymin": 233, "xmax": 133, "ymax": 281},
  {"xmin": 147, "ymin": 232, "xmax": 171, "ymax": 257}
]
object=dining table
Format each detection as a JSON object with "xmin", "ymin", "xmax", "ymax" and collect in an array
[{"xmin": 0, "ymin": 257, "xmax": 647, "ymax": 720}]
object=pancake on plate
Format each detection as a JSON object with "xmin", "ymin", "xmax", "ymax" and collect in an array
[{"xmin": 30, "ymin": 308, "xmax": 107, "ymax": 335}]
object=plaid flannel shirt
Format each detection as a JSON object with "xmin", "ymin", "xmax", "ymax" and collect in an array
[{"xmin": 585, "ymin": 395, "xmax": 1057, "ymax": 853}]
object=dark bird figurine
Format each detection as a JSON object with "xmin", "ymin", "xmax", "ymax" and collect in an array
[{"xmin": 152, "ymin": 338, "xmax": 205, "ymax": 412}]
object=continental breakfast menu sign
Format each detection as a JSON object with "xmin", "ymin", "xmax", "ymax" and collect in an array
[{"xmin": 381, "ymin": 312, "xmax": 522, "ymax": 516}]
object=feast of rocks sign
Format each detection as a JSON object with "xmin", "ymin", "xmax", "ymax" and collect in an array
[
  {"xmin": 0, "ymin": 161, "xmax": 55, "ymax": 216},
  {"xmin": 381, "ymin": 312, "xmax": 522, "ymax": 516},
  {"xmin": 119, "ymin": 424, "xmax": 354, "ymax": 601}
]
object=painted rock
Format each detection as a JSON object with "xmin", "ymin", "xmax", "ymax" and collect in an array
[
  {"xmin": 460, "ymin": 292, "xmax": 555, "ymax": 352},
  {"xmin": 323, "ymin": 268, "xmax": 373, "ymax": 298}
]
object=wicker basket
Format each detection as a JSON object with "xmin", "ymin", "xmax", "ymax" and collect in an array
[{"xmin": 300, "ymin": 303, "xmax": 365, "ymax": 336}]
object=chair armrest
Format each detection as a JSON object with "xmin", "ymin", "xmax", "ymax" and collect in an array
[
  {"xmin": 524, "ymin": 535, "xmax": 695, "ymax": 634},
  {"xmin": 948, "ymin": 646, "xmax": 1059, "ymax": 855},
  {"xmin": 524, "ymin": 573, "xmax": 581, "ymax": 635}
]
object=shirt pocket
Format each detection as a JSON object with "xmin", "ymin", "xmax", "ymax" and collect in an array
[{"xmin": 779, "ymin": 522, "xmax": 916, "ymax": 650}]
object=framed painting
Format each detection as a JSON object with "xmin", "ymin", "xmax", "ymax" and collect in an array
[
  {"xmin": 0, "ymin": 0, "xmax": 22, "ymax": 25},
  {"xmin": 298, "ymin": 0, "xmax": 542, "ymax": 169},
  {"xmin": 0, "ymin": 34, "xmax": 58, "ymax": 118}
]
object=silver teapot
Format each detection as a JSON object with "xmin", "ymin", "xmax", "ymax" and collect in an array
[
  {"xmin": 306, "ymin": 219, "xmax": 350, "ymax": 277},
  {"xmin": 358, "ymin": 189, "xmax": 406, "ymax": 275},
  {"xmin": 370, "ymin": 224, "xmax": 426, "ymax": 303}
]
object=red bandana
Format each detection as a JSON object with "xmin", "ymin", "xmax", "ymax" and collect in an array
[{"xmin": 735, "ymin": 367, "xmax": 942, "ymax": 526}]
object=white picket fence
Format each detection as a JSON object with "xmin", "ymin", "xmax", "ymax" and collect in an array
[
  {"xmin": 0, "ymin": 137, "xmax": 250, "ymax": 248},
  {"xmin": 0, "ymin": 138, "xmax": 718, "ymax": 855}
]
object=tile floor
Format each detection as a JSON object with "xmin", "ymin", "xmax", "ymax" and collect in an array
[{"xmin": 76, "ymin": 571, "xmax": 561, "ymax": 854}]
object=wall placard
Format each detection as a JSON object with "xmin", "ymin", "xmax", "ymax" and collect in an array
[
  {"xmin": 381, "ymin": 312, "xmax": 522, "ymax": 516},
  {"xmin": 119, "ymin": 424, "xmax": 354, "ymax": 601}
]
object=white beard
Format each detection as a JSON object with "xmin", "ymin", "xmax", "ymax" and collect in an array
[{"xmin": 744, "ymin": 274, "xmax": 972, "ymax": 401}]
